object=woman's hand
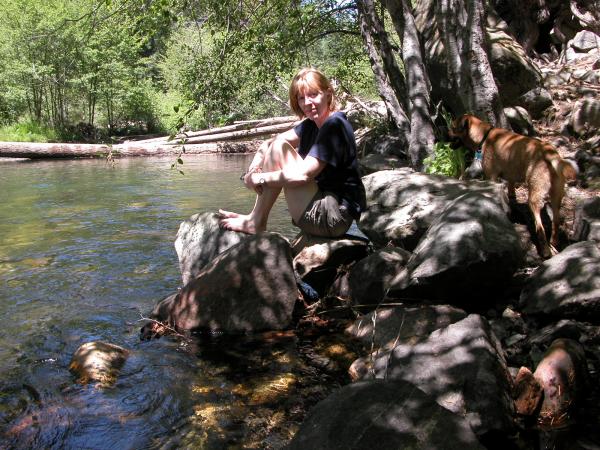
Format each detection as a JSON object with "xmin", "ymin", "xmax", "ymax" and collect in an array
[{"xmin": 243, "ymin": 171, "xmax": 264, "ymax": 195}]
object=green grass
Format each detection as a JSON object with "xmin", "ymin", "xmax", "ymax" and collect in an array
[{"xmin": 0, "ymin": 121, "xmax": 58, "ymax": 143}]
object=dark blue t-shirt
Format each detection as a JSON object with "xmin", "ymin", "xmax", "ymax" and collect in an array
[{"xmin": 294, "ymin": 111, "xmax": 366, "ymax": 219}]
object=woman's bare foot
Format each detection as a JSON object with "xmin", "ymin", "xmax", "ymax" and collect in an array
[
  {"xmin": 218, "ymin": 209, "xmax": 241, "ymax": 219},
  {"xmin": 219, "ymin": 214, "xmax": 265, "ymax": 234}
]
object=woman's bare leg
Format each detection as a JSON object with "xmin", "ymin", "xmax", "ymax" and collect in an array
[{"xmin": 219, "ymin": 140, "xmax": 317, "ymax": 233}]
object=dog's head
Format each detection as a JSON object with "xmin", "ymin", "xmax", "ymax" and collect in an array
[
  {"xmin": 448, "ymin": 114, "xmax": 484, "ymax": 150},
  {"xmin": 448, "ymin": 114, "xmax": 471, "ymax": 146}
]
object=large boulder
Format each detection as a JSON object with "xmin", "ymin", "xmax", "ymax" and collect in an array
[
  {"xmin": 387, "ymin": 192, "xmax": 523, "ymax": 305},
  {"xmin": 345, "ymin": 304, "xmax": 467, "ymax": 353},
  {"xmin": 350, "ymin": 314, "xmax": 515, "ymax": 438},
  {"xmin": 520, "ymin": 241, "xmax": 600, "ymax": 320},
  {"xmin": 174, "ymin": 212, "xmax": 246, "ymax": 286},
  {"xmin": 287, "ymin": 379, "xmax": 484, "ymax": 450},
  {"xmin": 146, "ymin": 232, "xmax": 299, "ymax": 333},
  {"xmin": 347, "ymin": 247, "xmax": 412, "ymax": 307},
  {"xmin": 359, "ymin": 169, "xmax": 508, "ymax": 250}
]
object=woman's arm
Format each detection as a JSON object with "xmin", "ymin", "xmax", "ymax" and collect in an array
[{"xmin": 246, "ymin": 155, "xmax": 326, "ymax": 192}]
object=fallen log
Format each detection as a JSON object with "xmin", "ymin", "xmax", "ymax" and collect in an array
[
  {"xmin": 0, "ymin": 142, "xmax": 112, "ymax": 159},
  {"xmin": 180, "ymin": 121, "xmax": 297, "ymax": 145},
  {"xmin": 130, "ymin": 115, "xmax": 297, "ymax": 145},
  {"xmin": 0, "ymin": 140, "xmax": 261, "ymax": 159}
]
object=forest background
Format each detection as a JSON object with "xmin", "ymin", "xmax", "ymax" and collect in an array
[
  {"xmin": 1, "ymin": 0, "xmax": 597, "ymax": 171},
  {"xmin": 0, "ymin": 0, "xmax": 379, "ymax": 142}
]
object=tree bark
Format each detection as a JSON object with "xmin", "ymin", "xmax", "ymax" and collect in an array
[
  {"xmin": 435, "ymin": 0, "xmax": 507, "ymax": 127},
  {"xmin": 386, "ymin": 0, "xmax": 436, "ymax": 169},
  {"xmin": 356, "ymin": 0, "xmax": 411, "ymax": 148},
  {"xmin": 466, "ymin": 0, "xmax": 508, "ymax": 127}
]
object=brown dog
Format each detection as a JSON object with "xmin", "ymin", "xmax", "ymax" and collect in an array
[{"xmin": 449, "ymin": 114, "xmax": 577, "ymax": 258}]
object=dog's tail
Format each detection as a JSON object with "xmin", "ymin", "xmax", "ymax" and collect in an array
[{"xmin": 549, "ymin": 157, "xmax": 578, "ymax": 181}]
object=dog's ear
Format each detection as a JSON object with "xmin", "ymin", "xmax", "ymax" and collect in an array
[{"xmin": 462, "ymin": 116, "xmax": 469, "ymax": 131}]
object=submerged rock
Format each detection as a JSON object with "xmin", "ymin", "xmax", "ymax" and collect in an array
[{"xmin": 69, "ymin": 341, "xmax": 129, "ymax": 385}]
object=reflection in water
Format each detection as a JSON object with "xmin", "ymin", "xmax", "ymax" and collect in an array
[{"xmin": 0, "ymin": 156, "xmax": 354, "ymax": 448}]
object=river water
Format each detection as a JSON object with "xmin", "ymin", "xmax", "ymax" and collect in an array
[{"xmin": 0, "ymin": 155, "xmax": 355, "ymax": 449}]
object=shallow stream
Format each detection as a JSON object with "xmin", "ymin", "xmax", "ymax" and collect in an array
[{"xmin": 0, "ymin": 155, "xmax": 354, "ymax": 449}]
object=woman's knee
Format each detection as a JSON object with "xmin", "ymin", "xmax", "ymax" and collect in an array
[{"xmin": 265, "ymin": 139, "xmax": 299, "ymax": 169}]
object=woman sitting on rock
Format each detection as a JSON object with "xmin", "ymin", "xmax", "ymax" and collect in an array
[{"xmin": 219, "ymin": 67, "xmax": 366, "ymax": 237}]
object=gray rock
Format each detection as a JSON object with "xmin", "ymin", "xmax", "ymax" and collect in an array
[
  {"xmin": 350, "ymin": 314, "xmax": 515, "ymax": 437},
  {"xmin": 148, "ymin": 232, "xmax": 299, "ymax": 333},
  {"xmin": 347, "ymin": 247, "xmax": 411, "ymax": 306},
  {"xmin": 357, "ymin": 130, "xmax": 409, "ymax": 158},
  {"xmin": 174, "ymin": 212, "xmax": 246, "ymax": 285},
  {"xmin": 520, "ymin": 241, "xmax": 600, "ymax": 320},
  {"xmin": 572, "ymin": 196, "xmax": 600, "ymax": 243},
  {"xmin": 287, "ymin": 379, "xmax": 484, "ymax": 450},
  {"xmin": 570, "ymin": 98, "xmax": 600, "ymax": 136},
  {"xmin": 345, "ymin": 304, "xmax": 467, "ymax": 353},
  {"xmin": 388, "ymin": 192, "xmax": 523, "ymax": 305},
  {"xmin": 359, "ymin": 169, "xmax": 509, "ymax": 250},
  {"xmin": 504, "ymin": 106, "xmax": 535, "ymax": 136},
  {"xmin": 569, "ymin": 31, "xmax": 600, "ymax": 54},
  {"xmin": 292, "ymin": 233, "xmax": 369, "ymax": 296},
  {"xmin": 359, "ymin": 153, "xmax": 408, "ymax": 175},
  {"xmin": 517, "ymin": 87, "xmax": 553, "ymax": 119}
]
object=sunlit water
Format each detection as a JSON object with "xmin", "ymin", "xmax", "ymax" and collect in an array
[{"xmin": 0, "ymin": 155, "xmax": 354, "ymax": 449}]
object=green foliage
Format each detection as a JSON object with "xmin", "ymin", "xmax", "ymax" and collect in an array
[
  {"xmin": 0, "ymin": 121, "xmax": 58, "ymax": 142},
  {"xmin": 424, "ymin": 141, "xmax": 469, "ymax": 178},
  {"xmin": 0, "ymin": 0, "xmax": 379, "ymax": 138}
]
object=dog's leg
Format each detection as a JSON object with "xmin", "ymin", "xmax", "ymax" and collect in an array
[
  {"xmin": 529, "ymin": 194, "xmax": 553, "ymax": 259},
  {"xmin": 549, "ymin": 178, "xmax": 566, "ymax": 252},
  {"xmin": 507, "ymin": 182, "xmax": 517, "ymax": 200}
]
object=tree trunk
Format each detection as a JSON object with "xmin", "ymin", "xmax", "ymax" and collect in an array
[
  {"xmin": 435, "ymin": 0, "xmax": 507, "ymax": 127},
  {"xmin": 386, "ymin": 0, "xmax": 436, "ymax": 169},
  {"xmin": 356, "ymin": 0, "xmax": 411, "ymax": 148},
  {"xmin": 466, "ymin": 0, "xmax": 507, "ymax": 127},
  {"xmin": 435, "ymin": 0, "xmax": 473, "ymax": 114}
]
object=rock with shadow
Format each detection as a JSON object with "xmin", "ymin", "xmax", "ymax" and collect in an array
[
  {"xmin": 345, "ymin": 304, "xmax": 467, "ymax": 353},
  {"xmin": 520, "ymin": 241, "xmax": 600, "ymax": 320},
  {"xmin": 144, "ymin": 232, "xmax": 299, "ymax": 334},
  {"xmin": 347, "ymin": 247, "xmax": 412, "ymax": 307},
  {"xmin": 572, "ymin": 196, "xmax": 600, "ymax": 244},
  {"xmin": 287, "ymin": 379, "xmax": 484, "ymax": 450},
  {"xmin": 292, "ymin": 233, "xmax": 369, "ymax": 298},
  {"xmin": 387, "ymin": 191, "xmax": 523, "ymax": 307},
  {"xmin": 349, "ymin": 314, "xmax": 516, "ymax": 440},
  {"xmin": 175, "ymin": 212, "xmax": 247, "ymax": 286},
  {"xmin": 359, "ymin": 169, "xmax": 508, "ymax": 251}
]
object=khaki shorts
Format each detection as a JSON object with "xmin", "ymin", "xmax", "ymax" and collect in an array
[{"xmin": 294, "ymin": 191, "xmax": 353, "ymax": 238}]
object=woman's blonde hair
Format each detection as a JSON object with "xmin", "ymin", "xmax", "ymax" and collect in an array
[{"xmin": 289, "ymin": 68, "xmax": 337, "ymax": 118}]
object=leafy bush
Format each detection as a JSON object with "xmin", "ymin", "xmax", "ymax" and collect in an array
[
  {"xmin": 0, "ymin": 121, "xmax": 58, "ymax": 142},
  {"xmin": 424, "ymin": 141, "xmax": 469, "ymax": 178}
]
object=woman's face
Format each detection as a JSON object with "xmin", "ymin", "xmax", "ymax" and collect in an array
[{"xmin": 298, "ymin": 87, "xmax": 331, "ymax": 127}]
